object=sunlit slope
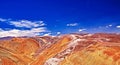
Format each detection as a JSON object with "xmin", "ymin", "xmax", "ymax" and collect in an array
[
  {"xmin": 31, "ymin": 36, "xmax": 71, "ymax": 65},
  {"xmin": 0, "ymin": 38, "xmax": 40, "ymax": 65},
  {"xmin": 60, "ymin": 46, "xmax": 120, "ymax": 65}
]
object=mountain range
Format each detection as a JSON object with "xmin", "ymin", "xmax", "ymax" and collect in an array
[{"xmin": 0, "ymin": 33, "xmax": 120, "ymax": 65}]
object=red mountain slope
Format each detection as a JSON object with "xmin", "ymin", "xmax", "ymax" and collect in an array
[{"xmin": 0, "ymin": 33, "xmax": 120, "ymax": 65}]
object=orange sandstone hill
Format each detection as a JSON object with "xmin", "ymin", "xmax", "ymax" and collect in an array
[{"xmin": 0, "ymin": 33, "xmax": 120, "ymax": 65}]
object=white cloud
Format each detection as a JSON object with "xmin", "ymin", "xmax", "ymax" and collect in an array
[
  {"xmin": 43, "ymin": 33, "xmax": 51, "ymax": 36},
  {"xmin": 109, "ymin": 24, "xmax": 112, "ymax": 27},
  {"xmin": 116, "ymin": 25, "xmax": 120, "ymax": 29},
  {"xmin": 0, "ymin": 27, "xmax": 47, "ymax": 37},
  {"xmin": 106, "ymin": 24, "xmax": 112, "ymax": 28},
  {"xmin": 0, "ymin": 28, "xmax": 3, "ymax": 31},
  {"xmin": 0, "ymin": 18, "xmax": 50, "ymax": 37},
  {"xmin": 57, "ymin": 32, "xmax": 61, "ymax": 35},
  {"xmin": 10, "ymin": 20, "xmax": 45, "ymax": 28},
  {"xmin": 78, "ymin": 29, "xmax": 86, "ymax": 32},
  {"xmin": 66, "ymin": 23, "xmax": 78, "ymax": 26},
  {"xmin": 0, "ymin": 18, "xmax": 8, "ymax": 22}
]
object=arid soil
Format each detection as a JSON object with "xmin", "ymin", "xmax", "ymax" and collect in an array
[{"xmin": 0, "ymin": 33, "xmax": 120, "ymax": 65}]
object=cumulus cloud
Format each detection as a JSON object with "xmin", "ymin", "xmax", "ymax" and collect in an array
[
  {"xmin": 10, "ymin": 20, "xmax": 45, "ymax": 28},
  {"xmin": 66, "ymin": 23, "xmax": 78, "ymax": 26},
  {"xmin": 116, "ymin": 25, "xmax": 120, "ymax": 29},
  {"xmin": 78, "ymin": 29, "xmax": 86, "ymax": 32},
  {"xmin": 0, "ymin": 27, "xmax": 47, "ymax": 38}
]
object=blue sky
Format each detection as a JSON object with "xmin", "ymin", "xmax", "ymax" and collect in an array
[{"xmin": 0, "ymin": 0, "xmax": 120, "ymax": 37}]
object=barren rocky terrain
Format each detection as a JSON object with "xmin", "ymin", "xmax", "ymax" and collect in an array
[{"xmin": 0, "ymin": 33, "xmax": 120, "ymax": 65}]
